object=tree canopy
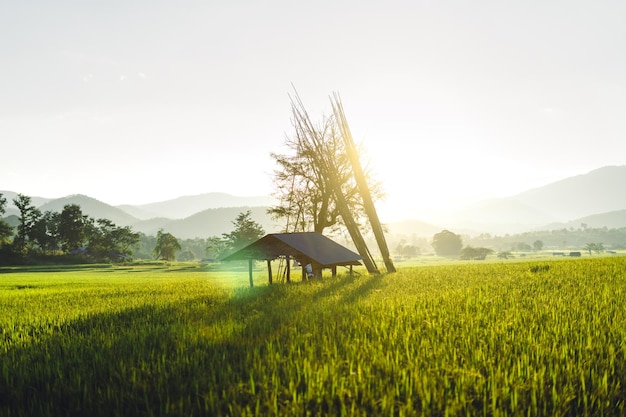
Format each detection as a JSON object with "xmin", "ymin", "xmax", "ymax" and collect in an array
[
  {"xmin": 221, "ymin": 210, "xmax": 265, "ymax": 255},
  {"xmin": 268, "ymin": 95, "xmax": 382, "ymax": 235},
  {"xmin": 432, "ymin": 230, "xmax": 463, "ymax": 257},
  {"xmin": 153, "ymin": 229, "xmax": 181, "ymax": 261}
]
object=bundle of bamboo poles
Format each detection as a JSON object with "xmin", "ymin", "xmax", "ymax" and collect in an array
[
  {"xmin": 284, "ymin": 90, "xmax": 395, "ymax": 274},
  {"xmin": 331, "ymin": 93, "xmax": 396, "ymax": 274}
]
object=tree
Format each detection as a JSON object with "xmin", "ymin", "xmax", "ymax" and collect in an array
[
  {"xmin": 268, "ymin": 96, "xmax": 382, "ymax": 235},
  {"xmin": 206, "ymin": 236, "xmax": 229, "ymax": 261},
  {"xmin": 13, "ymin": 194, "xmax": 41, "ymax": 253},
  {"xmin": 222, "ymin": 211, "xmax": 265, "ymax": 254},
  {"xmin": 533, "ymin": 240, "xmax": 544, "ymax": 252},
  {"xmin": 58, "ymin": 204, "xmax": 89, "ymax": 253},
  {"xmin": 87, "ymin": 218, "xmax": 140, "ymax": 262},
  {"xmin": 584, "ymin": 242, "xmax": 604, "ymax": 256},
  {"xmin": 432, "ymin": 230, "xmax": 463, "ymax": 257},
  {"xmin": 460, "ymin": 246, "xmax": 494, "ymax": 260},
  {"xmin": 396, "ymin": 243, "xmax": 420, "ymax": 258},
  {"xmin": 153, "ymin": 229, "xmax": 181, "ymax": 261},
  {"xmin": 29, "ymin": 211, "xmax": 60, "ymax": 254},
  {"xmin": 0, "ymin": 193, "xmax": 13, "ymax": 246}
]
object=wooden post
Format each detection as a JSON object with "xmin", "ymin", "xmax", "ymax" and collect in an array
[
  {"xmin": 248, "ymin": 259, "xmax": 254, "ymax": 288},
  {"xmin": 286, "ymin": 256, "xmax": 291, "ymax": 283},
  {"xmin": 331, "ymin": 93, "xmax": 396, "ymax": 273},
  {"xmin": 331, "ymin": 178, "xmax": 380, "ymax": 274},
  {"xmin": 267, "ymin": 259, "xmax": 273, "ymax": 285}
]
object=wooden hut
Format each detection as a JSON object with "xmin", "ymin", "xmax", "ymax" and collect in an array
[{"xmin": 221, "ymin": 232, "xmax": 363, "ymax": 287}]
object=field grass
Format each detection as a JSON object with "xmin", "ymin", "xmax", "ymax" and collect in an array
[{"xmin": 1, "ymin": 257, "xmax": 626, "ymax": 416}]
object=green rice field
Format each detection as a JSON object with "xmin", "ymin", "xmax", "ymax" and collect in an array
[{"xmin": 1, "ymin": 257, "xmax": 626, "ymax": 416}]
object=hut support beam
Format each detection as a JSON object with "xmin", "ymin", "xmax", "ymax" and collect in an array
[
  {"xmin": 267, "ymin": 260, "xmax": 273, "ymax": 285},
  {"xmin": 248, "ymin": 259, "xmax": 254, "ymax": 288}
]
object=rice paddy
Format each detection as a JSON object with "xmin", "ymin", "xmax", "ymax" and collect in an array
[{"xmin": 1, "ymin": 257, "xmax": 625, "ymax": 416}]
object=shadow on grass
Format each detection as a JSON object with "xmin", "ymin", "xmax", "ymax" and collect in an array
[
  {"xmin": 0, "ymin": 282, "xmax": 313, "ymax": 417},
  {"xmin": 0, "ymin": 269, "xmax": 391, "ymax": 416}
]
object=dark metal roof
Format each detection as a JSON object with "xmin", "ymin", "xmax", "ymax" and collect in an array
[{"xmin": 221, "ymin": 232, "xmax": 362, "ymax": 267}]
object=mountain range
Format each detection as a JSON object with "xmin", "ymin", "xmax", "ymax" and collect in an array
[{"xmin": 2, "ymin": 165, "xmax": 626, "ymax": 238}]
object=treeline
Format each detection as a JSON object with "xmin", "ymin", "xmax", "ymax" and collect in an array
[
  {"xmin": 385, "ymin": 225, "xmax": 626, "ymax": 259},
  {"xmin": 467, "ymin": 226, "xmax": 626, "ymax": 251},
  {"xmin": 1, "ymin": 194, "xmax": 267, "ymax": 265},
  {"xmin": 0, "ymin": 194, "xmax": 139, "ymax": 265}
]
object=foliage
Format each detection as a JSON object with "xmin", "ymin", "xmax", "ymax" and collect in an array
[
  {"xmin": 0, "ymin": 193, "xmax": 12, "ymax": 246},
  {"xmin": 12, "ymin": 193, "xmax": 41, "ymax": 253},
  {"xmin": 0, "ymin": 196, "xmax": 140, "ymax": 264},
  {"xmin": 431, "ymin": 229, "xmax": 463, "ymax": 257},
  {"xmin": 2, "ymin": 257, "xmax": 626, "ymax": 416},
  {"xmin": 395, "ymin": 242, "xmax": 420, "ymax": 258},
  {"xmin": 87, "ymin": 219, "xmax": 140, "ymax": 262},
  {"xmin": 57, "ymin": 204, "xmax": 89, "ymax": 252},
  {"xmin": 268, "ymin": 96, "xmax": 382, "ymax": 234},
  {"xmin": 470, "ymin": 227, "xmax": 626, "ymax": 251},
  {"xmin": 459, "ymin": 245, "xmax": 494, "ymax": 260},
  {"xmin": 221, "ymin": 210, "xmax": 265, "ymax": 255},
  {"xmin": 153, "ymin": 229, "xmax": 181, "ymax": 261},
  {"xmin": 584, "ymin": 242, "xmax": 604, "ymax": 255}
]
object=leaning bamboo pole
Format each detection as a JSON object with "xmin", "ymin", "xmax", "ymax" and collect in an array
[
  {"xmin": 289, "ymin": 92, "xmax": 380, "ymax": 274},
  {"xmin": 330, "ymin": 93, "xmax": 396, "ymax": 273}
]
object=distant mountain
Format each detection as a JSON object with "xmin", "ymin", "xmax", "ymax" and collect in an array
[
  {"xmin": 0, "ymin": 191, "xmax": 280, "ymax": 239},
  {"xmin": 131, "ymin": 206, "xmax": 281, "ymax": 239},
  {"xmin": 541, "ymin": 209, "xmax": 626, "ymax": 231},
  {"xmin": 3, "ymin": 166, "xmax": 625, "ymax": 238},
  {"xmin": 0, "ymin": 190, "xmax": 53, "ymax": 216},
  {"xmin": 515, "ymin": 165, "xmax": 626, "ymax": 220},
  {"xmin": 441, "ymin": 165, "xmax": 626, "ymax": 235},
  {"xmin": 386, "ymin": 219, "xmax": 443, "ymax": 238},
  {"xmin": 119, "ymin": 193, "xmax": 277, "ymax": 220},
  {"xmin": 38, "ymin": 195, "xmax": 139, "ymax": 227}
]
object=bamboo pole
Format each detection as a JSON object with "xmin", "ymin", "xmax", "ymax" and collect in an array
[
  {"xmin": 289, "ymin": 91, "xmax": 380, "ymax": 274},
  {"xmin": 331, "ymin": 93, "xmax": 396, "ymax": 273}
]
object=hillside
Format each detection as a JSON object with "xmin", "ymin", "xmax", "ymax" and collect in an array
[
  {"xmin": 38, "ymin": 195, "xmax": 139, "ymax": 227},
  {"xmin": 0, "ymin": 191, "xmax": 52, "ymax": 217},
  {"xmin": 440, "ymin": 165, "xmax": 626, "ymax": 235},
  {"xmin": 120, "ymin": 193, "xmax": 276, "ymax": 220},
  {"xmin": 3, "ymin": 165, "xmax": 625, "ymax": 238},
  {"xmin": 131, "ymin": 206, "xmax": 281, "ymax": 239},
  {"xmin": 515, "ymin": 165, "xmax": 626, "ymax": 220},
  {"xmin": 541, "ymin": 209, "xmax": 626, "ymax": 231}
]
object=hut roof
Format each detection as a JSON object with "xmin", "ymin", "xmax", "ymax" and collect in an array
[{"xmin": 221, "ymin": 232, "xmax": 362, "ymax": 267}]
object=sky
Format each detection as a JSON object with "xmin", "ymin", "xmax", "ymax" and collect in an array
[{"xmin": 2, "ymin": 0, "xmax": 625, "ymax": 222}]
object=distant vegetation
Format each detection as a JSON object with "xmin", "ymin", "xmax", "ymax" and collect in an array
[
  {"xmin": 0, "ymin": 194, "xmax": 139, "ymax": 265},
  {"xmin": 2, "ymin": 258, "xmax": 626, "ymax": 415},
  {"xmin": 3, "ymin": 190, "xmax": 626, "ymax": 266}
]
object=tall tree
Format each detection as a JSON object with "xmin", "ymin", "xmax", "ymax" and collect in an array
[
  {"xmin": 29, "ymin": 211, "xmax": 60, "ymax": 254},
  {"xmin": 432, "ymin": 230, "xmax": 463, "ymax": 257},
  {"xmin": 269, "ymin": 95, "xmax": 382, "ymax": 235},
  {"xmin": 153, "ymin": 229, "xmax": 181, "ymax": 261},
  {"xmin": 58, "ymin": 204, "xmax": 88, "ymax": 252},
  {"xmin": 12, "ymin": 194, "xmax": 41, "ymax": 253},
  {"xmin": 222, "ymin": 210, "xmax": 265, "ymax": 254},
  {"xmin": 87, "ymin": 218, "xmax": 139, "ymax": 262},
  {"xmin": 0, "ymin": 193, "xmax": 13, "ymax": 246}
]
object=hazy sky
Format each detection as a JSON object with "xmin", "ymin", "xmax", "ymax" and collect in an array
[{"xmin": 2, "ymin": 0, "xmax": 625, "ymax": 221}]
